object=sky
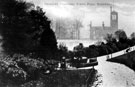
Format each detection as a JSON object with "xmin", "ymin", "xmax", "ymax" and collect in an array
[{"xmin": 26, "ymin": 0, "xmax": 135, "ymax": 38}]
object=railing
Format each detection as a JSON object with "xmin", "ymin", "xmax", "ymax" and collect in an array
[
  {"xmin": 106, "ymin": 45, "xmax": 135, "ymax": 60},
  {"xmin": 87, "ymin": 45, "xmax": 135, "ymax": 61}
]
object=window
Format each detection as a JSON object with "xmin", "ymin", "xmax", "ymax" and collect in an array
[{"xmin": 112, "ymin": 15, "xmax": 117, "ymax": 20}]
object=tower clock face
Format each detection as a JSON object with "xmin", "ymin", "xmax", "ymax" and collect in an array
[{"xmin": 112, "ymin": 15, "xmax": 117, "ymax": 20}]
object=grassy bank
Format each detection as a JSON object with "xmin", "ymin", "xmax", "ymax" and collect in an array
[{"xmin": 107, "ymin": 50, "xmax": 135, "ymax": 70}]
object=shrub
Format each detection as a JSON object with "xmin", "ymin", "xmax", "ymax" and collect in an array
[{"xmin": 0, "ymin": 54, "xmax": 49, "ymax": 86}]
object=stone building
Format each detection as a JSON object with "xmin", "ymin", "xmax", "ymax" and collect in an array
[{"xmin": 90, "ymin": 7, "xmax": 118, "ymax": 40}]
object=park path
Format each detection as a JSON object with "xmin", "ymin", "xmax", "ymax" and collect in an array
[
  {"xmin": 93, "ymin": 56, "xmax": 135, "ymax": 87},
  {"xmin": 59, "ymin": 40, "xmax": 135, "ymax": 87}
]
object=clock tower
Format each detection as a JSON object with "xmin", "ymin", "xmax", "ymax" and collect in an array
[{"xmin": 110, "ymin": 6, "xmax": 118, "ymax": 29}]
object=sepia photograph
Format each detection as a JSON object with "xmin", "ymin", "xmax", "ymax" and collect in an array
[{"xmin": 0, "ymin": 0, "xmax": 135, "ymax": 87}]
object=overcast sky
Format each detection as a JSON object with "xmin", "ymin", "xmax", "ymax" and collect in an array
[{"xmin": 27, "ymin": 0, "xmax": 135, "ymax": 38}]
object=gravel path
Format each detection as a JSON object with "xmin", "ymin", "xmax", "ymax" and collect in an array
[{"xmin": 94, "ymin": 56, "xmax": 135, "ymax": 87}]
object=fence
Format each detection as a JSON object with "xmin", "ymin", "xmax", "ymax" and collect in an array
[{"xmin": 105, "ymin": 45, "xmax": 135, "ymax": 60}]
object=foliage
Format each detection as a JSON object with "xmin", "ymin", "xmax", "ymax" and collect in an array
[
  {"xmin": 130, "ymin": 32, "xmax": 135, "ymax": 46},
  {"xmin": 106, "ymin": 42, "xmax": 119, "ymax": 53},
  {"xmin": 0, "ymin": 54, "xmax": 49, "ymax": 86},
  {"xmin": 0, "ymin": 53, "xmax": 98, "ymax": 87},
  {"xmin": 0, "ymin": 0, "xmax": 57, "ymax": 59},
  {"xmin": 0, "ymin": 59, "xmax": 27, "ymax": 82},
  {"xmin": 0, "ymin": 0, "xmax": 32, "ymax": 53},
  {"xmin": 71, "ymin": 30, "xmax": 135, "ymax": 58},
  {"xmin": 96, "ymin": 42, "xmax": 110, "ymax": 56},
  {"xmin": 104, "ymin": 33, "xmax": 114, "ymax": 43},
  {"xmin": 57, "ymin": 44, "xmax": 68, "ymax": 60},
  {"xmin": 115, "ymin": 29, "xmax": 127, "ymax": 43},
  {"xmin": 130, "ymin": 32, "xmax": 135, "ymax": 40},
  {"xmin": 85, "ymin": 45, "xmax": 99, "ymax": 58}
]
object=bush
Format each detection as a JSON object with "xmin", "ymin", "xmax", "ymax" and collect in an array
[{"xmin": 0, "ymin": 54, "xmax": 50, "ymax": 86}]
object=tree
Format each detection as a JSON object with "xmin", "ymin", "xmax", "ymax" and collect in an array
[
  {"xmin": 114, "ymin": 30, "xmax": 129, "ymax": 50},
  {"xmin": 57, "ymin": 44, "xmax": 68, "ymax": 60},
  {"xmin": 96, "ymin": 42, "xmax": 109, "ymax": 56},
  {"xmin": 28, "ymin": 7, "xmax": 57, "ymax": 59},
  {"xmin": 106, "ymin": 42, "xmax": 119, "ymax": 53},
  {"xmin": 104, "ymin": 33, "xmax": 114, "ymax": 43},
  {"xmin": 0, "ymin": 0, "xmax": 57, "ymax": 58},
  {"xmin": 129, "ymin": 32, "xmax": 135, "ymax": 46},
  {"xmin": 130, "ymin": 32, "xmax": 135, "ymax": 39},
  {"xmin": 115, "ymin": 29, "xmax": 127, "ymax": 43},
  {"xmin": 0, "ymin": 0, "xmax": 32, "ymax": 54},
  {"xmin": 84, "ymin": 45, "xmax": 99, "ymax": 58},
  {"xmin": 104, "ymin": 33, "xmax": 119, "ymax": 53}
]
